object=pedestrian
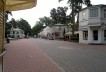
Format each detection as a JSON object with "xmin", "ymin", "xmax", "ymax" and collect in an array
[{"xmin": 6, "ymin": 34, "xmax": 10, "ymax": 43}]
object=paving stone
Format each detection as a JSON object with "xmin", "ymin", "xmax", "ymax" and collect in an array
[{"xmin": 4, "ymin": 39, "xmax": 65, "ymax": 72}]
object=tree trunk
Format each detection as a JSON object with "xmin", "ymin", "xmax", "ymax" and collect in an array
[
  {"xmin": 77, "ymin": 4, "xmax": 82, "ymax": 30},
  {"xmin": 71, "ymin": 4, "xmax": 75, "ymax": 37}
]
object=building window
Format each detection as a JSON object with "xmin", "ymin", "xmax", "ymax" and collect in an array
[
  {"xmin": 82, "ymin": 12, "xmax": 86, "ymax": 20},
  {"xmin": 11, "ymin": 35, "xmax": 14, "ymax": 38},
  {"xmin": 83, "ymin": 31, "xmax": 88, "ymax": 40},
  {"xmin": 13, "ymin": 31, "xmax": 15, "ymax": 34},
  {"xmin": 93, "ymin": 30, "xmax": 98, "ymax": 40},
  {"xmin": 90, "ymin": 8, "xmax": 98, "ymax": 18},
  {"xmin": 56, "ymin": 26, "xmax": 61, "ymax": 30},
  {"xmin": 104, "ymin": 30, "xmax": 106, "ymax": 40},
  {"xmin": 104, "ymin": 9, "xmax": 106, "ymax": 18},
  {"xmin": 17, "ymin": 35, "xmax": 20, "ymax": 38},
  {"xmin": 17, "ymin": 31, "xmax": 19, "ymax": 34}
]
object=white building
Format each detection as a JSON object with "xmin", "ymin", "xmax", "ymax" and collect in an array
[
  {"xmin": 9, "ymin": 28, "xmax": 25, "ymax": 39},
  {"xmin": 79, "ymin": 5, "xmax": 106, "ymax": 44},
  {"xmin": 41, "ymin": 24, "xmax": 68, "ymax": 39}
]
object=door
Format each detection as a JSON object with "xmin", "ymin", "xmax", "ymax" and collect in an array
[{"xmin": 93, "ymin": 30, "xmax": 98, "ymax": 40}]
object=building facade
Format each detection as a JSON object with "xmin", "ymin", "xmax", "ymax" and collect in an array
[
  {"xmin": 79, "ymin": 5, "xmax": 106, "ymax": 44},
  {"xmin": 40, "ymin": 24, "xmax": 68, "ymax": 39},
  {"xmin": 9, "ymin": 28, "xmax": 25, "ymax": 39}
]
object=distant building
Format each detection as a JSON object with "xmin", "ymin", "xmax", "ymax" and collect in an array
[
  {"xmin": 65, "ymin": 31, "xmax": 79, "ymax": 41},
  {"xmin": 40, "ymin": 24, "xmax": 68, "ymax": 39},
  {"xmin": 9, "ymin": 28, "xmax": 25, "ymax": 39},
  {"xmin": 79, "ymin": 5, "xmax": 106, "ymax": 44}
]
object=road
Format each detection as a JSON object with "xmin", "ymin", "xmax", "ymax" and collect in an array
[{"xmin": 31, "ymin": 38, "xmax": 106, "ymax": 72}]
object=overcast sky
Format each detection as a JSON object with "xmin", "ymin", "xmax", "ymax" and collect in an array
[{"xmin": 11, "ymin": 0, "xmax": 106, "ymax": 28}]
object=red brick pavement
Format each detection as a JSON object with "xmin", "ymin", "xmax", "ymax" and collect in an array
[{"xmin": 3, "ymin": 39, "xmax": 65, "ymax": 72}]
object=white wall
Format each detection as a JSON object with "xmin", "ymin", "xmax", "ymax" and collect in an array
[
  {"xmin": 42, "ymin": 25, "xmax": 68, "ymax": 39},
  {"xmin": 9, "ymin": 29, "xmax": 24, "ymax": 38},
  {"xmin": 100, "ymin": 7, "xmax": 106, "ymax": 25},
  {"xmin": 79, "ymin": 5, "xmax": 106, "ymax": 44},
  {"xmin": 79, "ymin": 8, "xmax": 89, "ymax": 44},
  {"xmin": 79, "ymin": 31, "xmax": 88, "ymax": 44},
  {"xmin": 89, "ymin": 27, "xmax": 102, "ymax": 44},
  {"xmin": 79, "ymin": 6, "xmax": 101, "ymax": 26},
  {"xmin": 79, "ymin": 27, "xmax": 102, "ymax": 44},
  {"xmin": 79, "ymin": 9, "xmax": 89, "ymax": 26},
  {"xmin": 79, "ymin": 28, "xmax": 89, "ymax": 44}
]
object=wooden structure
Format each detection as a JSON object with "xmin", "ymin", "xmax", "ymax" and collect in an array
[{"xmin": 0, "ymin": 0, "xmax": 5, "ymax": 65}]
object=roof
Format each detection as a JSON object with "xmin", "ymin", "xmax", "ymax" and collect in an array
[
  {"xmin": 80, "ymin": 4, "xmax": 106, "ymax": 12},
  {"xmin": 10, "ymin": 28, "xmax": 23, "ymax": 31},
  {"xmin": 53, "ymin": 24, "xmax": 66, "ymax": 26}
]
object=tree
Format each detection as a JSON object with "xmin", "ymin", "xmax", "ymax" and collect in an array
[
  {"xmin": 8, "ymin": 18, "xmax": 17, "ymax": 28},
  {"xmin": 5, "ymin": 18, "xmax": 17, "ymax": 37},
  {"xmin": 16, "ymin": 18, "xmax": 31, "ymax": 36},
  {"xmin": 32, "ymin": 21, "xmax": 45, "ymax": 35},
  {"xmin": 5, "ymin": 11, "xmax": 12, "ymax": 21},
  {"xmin": 5, "ymin": 11, "xmax": 12, "ymax": 38},
  {"xmin": 32, "ymin": 16, "xmax": 56, "ymax": 36},
  {"xmin": 39, "ymin": 16, "xmax": 55, "ymax": 26},
  {"xmin": 50, "ymin": 8, "xmax": 57, "ymax": 24},
  {"xmin": 58, "ymin": 0, "xmax": 92, "ymax": 36},
  {"xmin": 50, "ymin": 7, "xmax": 68, "ymax": 24},
  {"xmin": 5, "ymin": 22, "xmax": 11, "ymax": 38}
]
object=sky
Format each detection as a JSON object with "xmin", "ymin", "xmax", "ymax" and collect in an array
[{"xmin": 11, "ymin": 0, "xmax": 106, "ymax": 28}]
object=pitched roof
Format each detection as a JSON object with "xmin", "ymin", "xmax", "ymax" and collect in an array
[{"xmin": 80, "ymin": 4, "xmax": 106, "ymax": 12}]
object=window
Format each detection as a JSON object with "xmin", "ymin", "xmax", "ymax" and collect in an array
[
  {"xmin": 90, "ymin": 8, "xmax": 98, "ymax": 18},
  {"xmin": 17, "ymin": 35, "xmax": 20, "ymax": 38},
  {"xmin": 56, "ymin": 26, "xmax": 61, "ymax": 30},
  {"xmin": 13, "ymin": 31, "xmax": 15, "ymax": 34},
  {"xmin": 93, "ymin": 30, "xmax": 98, "ymax": 40},
  {"xmin": 17, "ymin": 31, "xmax": 19, "ymax": 34},
  {"xmin": 104, "ymin": 30, "xmax": 106, "ymax": 40},
  {"xmin": 83, "ymin": 31, "xmax": 88, "ymax": 40},
  {"xmin": 104, "ymin": 9, "xmax": 106, "ymax": 18},
  {"xmin": 82, "ymin": 12, "xmax": 86, "ymax": 20},
  {"xmin": 11, "ymin": 35, "xmax": 14, "ymax": 38},
  {"xmin": 59, "ymin": 26, "xmax": 61, "ymax": 30}
]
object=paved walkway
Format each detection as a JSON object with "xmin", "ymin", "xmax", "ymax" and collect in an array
[
  {"xmin": 0, "ymin": 65, "xmax": 2, "ymax": 72},
  {"xmin": 4, "ymin": 39, "xmax": 65, "ymax": 72}
]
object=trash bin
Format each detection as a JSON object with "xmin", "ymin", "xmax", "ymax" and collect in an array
[{"xmin": 6, "ymin": 38, "xmax": 10, "ymax": 43}]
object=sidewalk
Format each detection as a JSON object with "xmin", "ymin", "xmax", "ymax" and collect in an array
[
  {"xmin": 4, "ymin": 39, "xmax": 65, "ymax": 72},
  {"xmin": 0, "ymin": 65, "xmax": 2, "ymax": 72}
]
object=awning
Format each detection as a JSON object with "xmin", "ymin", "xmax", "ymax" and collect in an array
[
  {"xmin": 5, "ymin": 0, "xmax": 37, "ymax": 11},
  {"xmin": 65, "ymin": 31, "xmax": 79, "ymax": 35}
]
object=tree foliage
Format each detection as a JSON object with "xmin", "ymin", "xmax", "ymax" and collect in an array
[
  {"xmin": 5, "ymin": 11, "xmax": 12, "ymax": 21},
  {"xmin": 39, "ymin": 16, "xmax": 55, "ymax": 26},
  {"xmin": 32, "ymin": 16, "xmax": 55, "ymax": 36},
  {"xmin": 8, "ymin": 18, "xmax": 17, "ymax": 28},
  {"xmin": 5, "ymin": 11, "xmax": 12, "ymax": 38},
  {"xmin": 32, "ymin": 21, "xmax": 45, "ymax": 35},
  {"xmin": 16, "ymin": 18, "xmax": 31, "ymax": 36},
  {"xmin": 58, "ymin": 0, "xmax": 92, "ymax": 36},
  {"xmin": 50, "ymin": 7, "xmax": 69, "ymax": 24}
]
